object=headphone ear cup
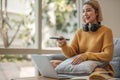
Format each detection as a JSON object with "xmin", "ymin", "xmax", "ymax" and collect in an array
[
  {"xmin": 83, "ymin": 24, "xmax": 89, "ymax": 32},
  {"xmin": 90, "ymin": 24, "xmax": 100, "ymax": 32}
]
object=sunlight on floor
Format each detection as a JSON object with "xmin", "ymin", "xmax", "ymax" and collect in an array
[
  {"xmin": 20, "ymin": 67, "xmax": 35, "ymax": 77},
  {"xmin": 0, "ymin": 62, "xmax": 36, "ymax": 80}
]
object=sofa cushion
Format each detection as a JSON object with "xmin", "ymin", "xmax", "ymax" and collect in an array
[
  {"xmin": 110, "ymin": 38, "xmax": 120, "ymax": 78},
  {"xmin": 55, "ymin": 56, "xmax": 105, "ymax": 76}
]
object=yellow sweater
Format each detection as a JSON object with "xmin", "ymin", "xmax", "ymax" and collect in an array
[{"xmin": 61, "ymin": 25, "xmax": 114, "ymax": 76}]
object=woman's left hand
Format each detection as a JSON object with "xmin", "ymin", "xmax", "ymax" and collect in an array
[{"xmin": 71, "ymin": 54, "xmax": 83, "ymax": 65}]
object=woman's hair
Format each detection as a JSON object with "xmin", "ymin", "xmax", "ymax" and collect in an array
[{"xmin": 82, "ymin": 0, "xmax": 103, "ymax": 23}]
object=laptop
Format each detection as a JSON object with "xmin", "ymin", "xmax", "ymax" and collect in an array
[{"xmin": 31, "ymin": 55, "xmax": 80, "ymax": 79}]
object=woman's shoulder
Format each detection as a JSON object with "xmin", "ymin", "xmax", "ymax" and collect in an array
[
  {"xmin": 75, "ymin": 27, "xmax": 83, "ymax": 33},
  {"xmin": 100, "ymin": 25, "xmax": 112, "ymax": 32}
]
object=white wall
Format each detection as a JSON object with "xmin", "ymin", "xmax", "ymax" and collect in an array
[{"xmin": 98, "ymin": 0, "xmax": 120, "ymax": 38}]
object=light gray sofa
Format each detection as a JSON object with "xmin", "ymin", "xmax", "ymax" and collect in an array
[
  {"xmin": 110, "ymin": 38, "xmax": 120, "ymax": 78},
  {"xmin": 33, "ymin": 38, "xmax": 120, "ymax": 78}
]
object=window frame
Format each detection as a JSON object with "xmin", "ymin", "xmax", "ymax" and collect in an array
[{"xmin": 0, "ymin": 0, "xmax": 84, "ymax": 54}]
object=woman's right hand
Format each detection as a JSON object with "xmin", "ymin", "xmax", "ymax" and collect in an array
[{"xmin": 57, "ymin": 36, "xmax": 67, "ymax": 47}]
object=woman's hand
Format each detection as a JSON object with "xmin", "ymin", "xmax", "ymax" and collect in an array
[
  {"xmin": 57, "ymin": 36, "xmax": 66, "ymax": 47},
  {"xmin": 71, "ymin": 54, "xmax": 83, "ymax": 65}
]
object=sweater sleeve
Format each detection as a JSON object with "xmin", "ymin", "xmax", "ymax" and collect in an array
[
  {"xmin": 80, "ymin": 28, "xmax": 114, "ymax": 62},
  {"xmin": 61, "ymin": 30, "xmax": 81, "ymax": 57}
]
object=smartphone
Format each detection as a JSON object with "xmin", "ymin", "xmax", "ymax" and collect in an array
[{"xmin": 50, "ymin": 37, "xmax": 70, "ymax": 41}]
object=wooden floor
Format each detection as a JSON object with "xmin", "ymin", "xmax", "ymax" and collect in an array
[{"xmin": 0, "ymin": 62, "xmax": 35, "ymax": 80}]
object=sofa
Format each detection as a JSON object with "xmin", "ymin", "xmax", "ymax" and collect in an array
[
  {"xmin": 33, "ymin": 38, "xmax": 120, "ymax": 78},
  {"xmin": 110, "ymin": 38, "xmax": 120, "ymax": 78}
]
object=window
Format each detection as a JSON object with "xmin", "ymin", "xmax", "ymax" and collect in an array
[
  {"xmin": 0, "ymin": 0, "xmax": 83, "ymax": 54},
  {"xmin": 0, "ymin": 0, "xmax": 40, "ymax": 54},
  {"xmin": 42, "ymin": 0, "xmax": 77, "ymax": 48},
  {"xmin": 41, "ymin": 0, "xmax": 83, "ymax": 54}
]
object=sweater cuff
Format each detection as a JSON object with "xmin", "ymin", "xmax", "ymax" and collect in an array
[{"xmin": 80, "ymin": 53, "xmax": 89, "ymax": 61}]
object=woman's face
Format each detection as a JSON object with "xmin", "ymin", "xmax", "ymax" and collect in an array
[{"xmin": 82, "ymin": 4, "xmax": 98, "ymax": 24}]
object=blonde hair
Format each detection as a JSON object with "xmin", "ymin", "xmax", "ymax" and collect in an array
[{"xmin": 82, "ymin": 0, "xmax": 103, "ymax": 24}]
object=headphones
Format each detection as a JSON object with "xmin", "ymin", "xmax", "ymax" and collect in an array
[{"xmin": 83, "ymin": 23, "xmax": 101, "ymax": 32}]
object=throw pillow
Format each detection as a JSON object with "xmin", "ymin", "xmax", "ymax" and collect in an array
[{"xmin": 55, "ymin": 56, "xmax": 105, "ymax": 76}]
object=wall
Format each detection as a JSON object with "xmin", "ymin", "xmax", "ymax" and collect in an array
[{"xmin": 98, "ymin": 0, "xmax": 120, "ymax": 38}]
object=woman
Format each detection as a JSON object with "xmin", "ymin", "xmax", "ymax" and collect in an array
[{"xmin": 51, "ymin": 0, "xmax": 114, "ymax": 79}]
